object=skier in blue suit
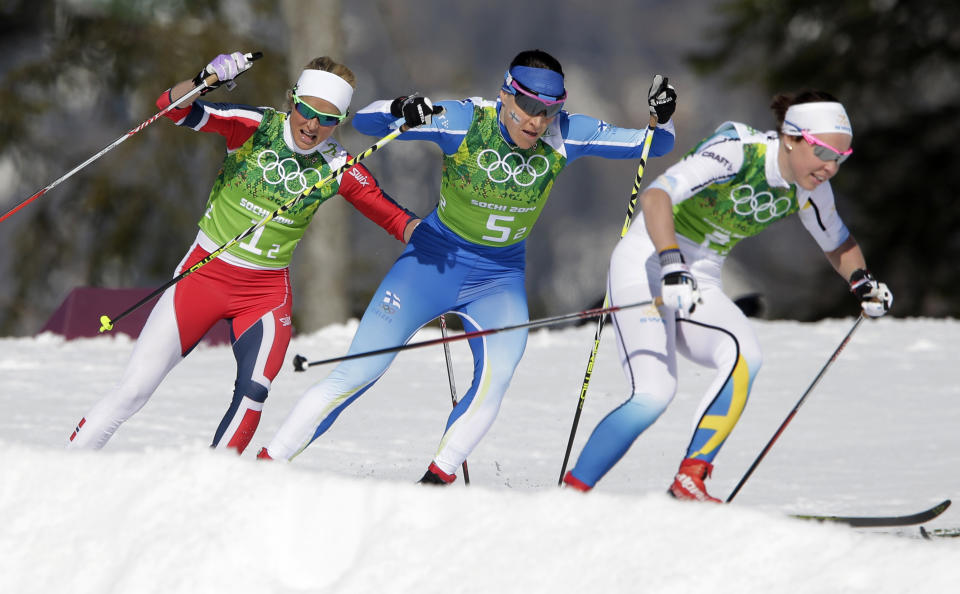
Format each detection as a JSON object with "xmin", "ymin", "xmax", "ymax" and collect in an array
[{"xmin": 260, "ymin": 49, "xmax": 677, "ymax": 484}]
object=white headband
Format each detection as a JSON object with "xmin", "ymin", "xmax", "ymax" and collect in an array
[
  {"xmin": 294, "ymin": 69, "xmax": 354, "ymax": 115},
  {"xmin": 781, "ymin": 102, "xmax": 853, "ymax": 138}
]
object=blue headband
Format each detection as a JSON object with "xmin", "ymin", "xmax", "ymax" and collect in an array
[{"xmin": 504, "ymin": 65, "xmax": 565, "ymax": 99}]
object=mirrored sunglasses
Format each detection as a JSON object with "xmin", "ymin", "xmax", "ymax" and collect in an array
[
  {"xmin": 801, "ymin": 130, "xmax": 853, "ymax": 164},
  {"xmin": 503, "ymin": 78, "xmax": 566, "ymax": 118},
  {"xmin": 293, "ymin": 94, "xmax": 346, "ymax": 126}
]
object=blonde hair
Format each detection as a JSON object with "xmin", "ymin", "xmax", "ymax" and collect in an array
[{"xmin": 286, "ymin": 56, "xmax": 356, "ymax": 109}]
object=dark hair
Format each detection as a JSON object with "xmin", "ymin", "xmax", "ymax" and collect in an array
[
  {"xmin": 770, "ymin": 90, "xmax": 840, "ymax": 133},
  {"xmin": 509, "ymin": 49, "xmax": 563, "ymax": 76}
]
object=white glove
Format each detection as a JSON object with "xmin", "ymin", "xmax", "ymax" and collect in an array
[
  {"xmin": 194, "ymin": 52, "xmax": 250, "ymax": 93},
  {"xmin": 849, "ymin": 269, "xmax": 892, "ymax": 318},
  {"xmin": 659, "ymin": 248, "xmax": 699, "ymax": 317},
  {"xmin": 205, "ymin": 52, "xmax": 250, "ymax": 82}
]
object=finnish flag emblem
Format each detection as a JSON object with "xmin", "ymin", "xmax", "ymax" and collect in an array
[{"xmin": 381, "ymin": 290, "xmax": 401, "ymax": 314}]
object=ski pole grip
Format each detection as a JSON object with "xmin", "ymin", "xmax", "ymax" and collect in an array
[
  {"xmin": 202, "ymin": 51, "xmax": 264, "ymax": 87},
  {"xmin": 292, "ymin": 354, "xmax": 307, "ymax": 372}
]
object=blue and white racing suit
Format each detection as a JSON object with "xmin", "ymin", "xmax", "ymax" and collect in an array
[{"xmin": 264, "ymin": 97, "xmax": 675, "ymax": 475}]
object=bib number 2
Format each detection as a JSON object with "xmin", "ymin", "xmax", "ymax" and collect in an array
[{"xmin": 482, "ymin": 214, "xmax": 527, "ymax": 243}]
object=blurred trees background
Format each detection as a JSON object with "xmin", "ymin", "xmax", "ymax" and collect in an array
[
  {"xmin": 0, "ymin": 0, "xmax": 290, "ymax": 335},
  {"xmin": 688, "ymin": 0, "xmax": 960, "ymax": 319},
  {"xmin": 1, "ymin": 0, "xmax": 957, "ymax": 337}
]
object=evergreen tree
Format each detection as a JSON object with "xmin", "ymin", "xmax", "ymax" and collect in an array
[
  {"xmin": 688, "ymin": 0, "xmax": 960, "ymax": 317},
  {"xmin": 0, "ymin": 1, "xmax": 286, "ymax": 334}
]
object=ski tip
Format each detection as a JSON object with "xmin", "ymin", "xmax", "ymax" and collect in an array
[{"xmin": 790, "ymin": 498, "xmax": 952, "ymax": 528}]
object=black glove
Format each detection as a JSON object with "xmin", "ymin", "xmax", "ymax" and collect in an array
[
  {"xmin": 390, "ymin": 94, "xmax": 444, "ymax": 128},
  {"xmin": 849, "ymin": 269, "xmax": 893, "ymax": 318},
  {"xmin": 647, "ymin": 75, "xmax": 677, "ymax": 123}
]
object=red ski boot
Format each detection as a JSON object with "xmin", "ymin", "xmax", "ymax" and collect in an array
[
  {"xmin": 668, "ymin": 458, "xmax": 721, "ymax": 503},
  {"xmin": 418, "ymin": 462, "xmax": 456, "ymax": 486}
]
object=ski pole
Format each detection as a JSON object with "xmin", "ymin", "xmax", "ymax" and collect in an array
[
  {"xmin": 557, "ymin": 113, "xmax": 659, "ymax": 485},
  {"xmin": 439, "ymin": 313, "xmax": 471, "ymax": 485},
  {"xmin": 725, "ymin": 314, "xmax": 865, "ymax": 503},
  {"xmin": 98, "ymin": 125, "xmax": 406, "ymax": 333},
  {"xmin": 292, "ymin": 298, "xmax": 661, "ymax": 371},
  {"xmin": 1, "ymin": 52, "xmax": 263, "ymax": 224}
]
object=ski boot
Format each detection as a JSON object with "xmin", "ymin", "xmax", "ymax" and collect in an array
[
  {"xmin": 562, "ymin": 471, "xmax": 592, "ymax": 492},
  {"xmin": 418, "ymin": 462, "xmax": 456, "ymax": 486},
  {"xmin": 668, "ymin": 458, "xmax": 721, "ymax": 503}
]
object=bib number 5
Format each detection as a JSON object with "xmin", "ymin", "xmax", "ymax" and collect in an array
[{"xmin": 482, "ymin": 214, "xmax": 527, "ymax": 243}]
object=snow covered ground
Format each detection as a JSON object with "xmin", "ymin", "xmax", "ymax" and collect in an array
[{"xmin": 2, "ymin": 316, "xmax": 958, "ymax": 593}]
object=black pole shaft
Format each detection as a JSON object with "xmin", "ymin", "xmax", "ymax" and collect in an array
[
  {"xmin": 1, "ymin": 52, "xmax": 263, "ymax": 224},
  {"xmin": 439, "ymin": 314, "xmax": 470, "ymax": 485},
  {"xmin": 557, "ymin": 114, "xmax": 659, "ymax": 486},
  {"xmin": 295, "ymin": 299, "xmax": 658, "ymax": 371}
]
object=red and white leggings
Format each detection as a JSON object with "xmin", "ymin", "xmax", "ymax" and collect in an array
[{"xmin": 67, "ymin": 242, "xmax": 292, "ymax": 453}]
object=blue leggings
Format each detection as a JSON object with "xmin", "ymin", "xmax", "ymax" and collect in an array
[{"xmin": 267, "ymin": 213, "xmax": 528, "ymax": 474}]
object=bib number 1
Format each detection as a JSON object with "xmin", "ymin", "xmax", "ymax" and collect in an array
[{"xmin": 239, "ymin": 224, "xmax": 281, "ymax": 259}]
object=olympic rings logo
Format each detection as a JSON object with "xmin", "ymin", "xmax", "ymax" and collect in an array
[
  {"xmin": 476, "ymin": 149, "xmax": 549, "ymax": 187},
  {"xmin": 257, "ymin": 149, "xmax": 321, "ymax": 195},
  {"xmin": 729, "ymin": 184, "xmax": 793, "ymax": 223}
]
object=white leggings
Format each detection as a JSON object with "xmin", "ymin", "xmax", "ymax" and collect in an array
[
  {"xmin": 610, "ymin": 228, "xmax": 762, "ymax": 428},
  {"xmin": 567, "ymin": 224, "xmax": 763, "ymax": 486},
  {"xmin": 67, "ymin": 242, "xmax": 292, "ymax": 452}
]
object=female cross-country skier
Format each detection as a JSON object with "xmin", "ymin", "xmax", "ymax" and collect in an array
[
  {"xmin": 257, "ymin": 49, "xmax": 678, "ymax": 484},
  {"xmin": 67, "ymin": 52, "xmax": 419, "ymax": 453},
  {"xmin": 562, "ymin": 91, "xmax": 893, "ymax": 501}
]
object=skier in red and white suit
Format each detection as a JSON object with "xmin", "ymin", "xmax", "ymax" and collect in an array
[{"xmin": 68, "ymin": 52, "xmax": 418, "ymax": 452}]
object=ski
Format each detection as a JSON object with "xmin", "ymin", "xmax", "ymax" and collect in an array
[{"xmin": 790, "ymin": 498, "xmax": 951, "ymax": 528}]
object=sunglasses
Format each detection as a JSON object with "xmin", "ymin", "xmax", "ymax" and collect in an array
[
  {"xmin": 503, "ymin": 77, "xmax": 566, "ymax": 118},
  {"xmin": 293, "ymin": 94, "xmax": 346, "ymax": 126},
  {"xmin": 800, "ymin": 130, "xmax": 853, "ymax": 164}
]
